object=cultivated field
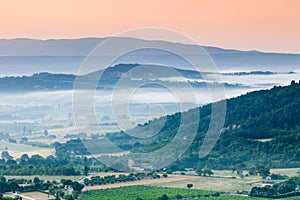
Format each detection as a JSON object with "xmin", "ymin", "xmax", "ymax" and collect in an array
[
  {"xmin": 149, "ymin": 169, "xmax": 300, "ymax": 192},
  {"xmin": 0, "ymin": 140, "xmax": 54, "ymax": 158},
  {"xmin": 19, "ymin": 192, "xmax": 54, "ymax": 200},
  {"xmin": 149, "ymin": 175, "xmax": 261, "ymax": 193},
  {"xmin": 270, "ymin": 168, "xmax": 300, "ymax": 177},
  {"xmin": 81, "ymin": 185, "xmax": 266, "ymax": 200},
  {"xmin": 4, "ymin": 191, "xmax": 55, "ymax": 200},
  {"xmin": 82, "ymin": 174, "xmax": 191, "ymax": 191},
  {"xmin": 82, "ymin": 185, "xmax": 217, "ymax": 200},
  {"xmin": 82, "ymin": 173, "xmax": 263, "ymax": 193}
]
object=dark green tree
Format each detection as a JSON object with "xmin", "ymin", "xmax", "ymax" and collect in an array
[{"xmin": 187, "ymin": 183, "xmax": 193, "ymax": 189}]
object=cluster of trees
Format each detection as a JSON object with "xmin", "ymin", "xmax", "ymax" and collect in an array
[
  {"xmin": 0, "ymin": 166, "xmax": 80, "ymax": 176},
  {"xmin": 195, "ymin": 167, "xmax": 214, "ymax": 176},
  {"xmin": 270, "ymin": 173, "xmax": 289, "ymax": 180},
  {"xmin": 0, "ymin": 176, "xmax": 84, "ymax": 200},
  {"xmin": 0, "ymin": 194, "xmax": 13, "ymax": 200},
  {"xmin": 64, "ymin": 133, "xmax": 87, "ymax": 139},
  {"xmin": 57, "ymin": 179, "xmax": 84, "ymax": 199},
  {"xmin": 0, "ymin": 72, "xmax": 75, "ymax": 91},
  {"xmin": 54, "ymin": 137, "xmax": 130, "ymax": 156},
  {"xmin": 250, "ymin": 176, "xmax": 300, "ymax": 198},
  {"xmin": 0, "ymin": 151, "xmax": 101, "ymax": 176},
  {"xmin": 0, "ymin": 177, "xmax": 21, "ymax": 194},
  {"xmin": 54, "ymin": 139, "xmax": 90, "ymax": 156},
  {"xmin": 248, "ymin": 165, "xmax": 270, "ymax": 179},
  {"xmin": 0, "ymin": 152, "xmax": 80, "ymax": 176},
  {"xmin": 0, "ymin": 149, "xmax": 120, "ymax": 176},
  {"xmin": 83, "ymin": 172, "xmax": 162, "ymax": 186},
  {"xmin": 0, "ymin": 176, "xmax": 53, "ymax": 194}
]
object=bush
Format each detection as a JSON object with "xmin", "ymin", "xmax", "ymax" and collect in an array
[{"xmin": 157, "ymin": 194, "xmax": 169, "ymax": 200}]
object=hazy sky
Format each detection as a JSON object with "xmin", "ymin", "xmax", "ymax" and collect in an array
[{"xmin": 1, "ymin": 0, "xmax": 300, "ymax": 53}]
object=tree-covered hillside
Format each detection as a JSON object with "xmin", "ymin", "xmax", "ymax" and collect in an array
[
  {"xmin": 106, "ymin": 81, "xmax": 300, "ymax": 170},
  {"xmin": 195, "ymin": 81, "xmax": 300, "ymax": 169}
]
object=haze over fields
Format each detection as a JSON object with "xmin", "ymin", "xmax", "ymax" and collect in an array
[{"xmin": 1, "ymin": 1, "xmax": 300, "ymax": 199}]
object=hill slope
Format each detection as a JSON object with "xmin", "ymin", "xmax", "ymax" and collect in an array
[{"xmin": 105, "ymin": 81, "xmax": 300, "ymax": 169}]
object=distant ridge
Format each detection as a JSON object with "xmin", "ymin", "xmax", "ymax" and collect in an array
[
  {"xmin": 0, "ymin": 37, "xmax": 300, "ymax": 76},
  {"xmin": 0, "ymin": 64, "xmax": 249, "ymax": 92},
  {"xmin": 0, "ymin": 37, "xmax": 297, "ymax": 56}
]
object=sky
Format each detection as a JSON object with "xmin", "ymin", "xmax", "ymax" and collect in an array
[{"xmin": 0, "ymin": 0, "xmax": 300, "ymax": 53}]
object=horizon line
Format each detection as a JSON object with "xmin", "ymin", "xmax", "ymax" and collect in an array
[{"xmin": 0, "ymin": 36, "xmax": 298, "ymax": 55}]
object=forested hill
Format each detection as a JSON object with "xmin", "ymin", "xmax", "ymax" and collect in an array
[
  {"xmin": 0, "ymin": 64, "xmax": 205, "ymax": 91},
  {"xmin": 109, "ymin": 81, "xmax": 300, "ymax": 169}
]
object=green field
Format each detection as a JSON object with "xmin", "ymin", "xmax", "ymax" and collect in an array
[{"xmin": 81, "ymin": 185, "xmax": 266, "ymax": 200}]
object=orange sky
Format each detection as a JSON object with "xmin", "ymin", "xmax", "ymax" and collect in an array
[{"xmin": 0, "ymin": 0, "xmax": 300, "ymax": 53}]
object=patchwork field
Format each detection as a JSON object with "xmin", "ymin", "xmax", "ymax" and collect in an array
[
  {"xmin": 61, "ymin": 168, "xmax": 300, "ymax": 193},
  {"xmin": 83, "ymin": 171, "xmax": 265, "ymax": 193},
  {"xmin": 3, "ymin": 169, "xmax": 299, "ymax": 199}
]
